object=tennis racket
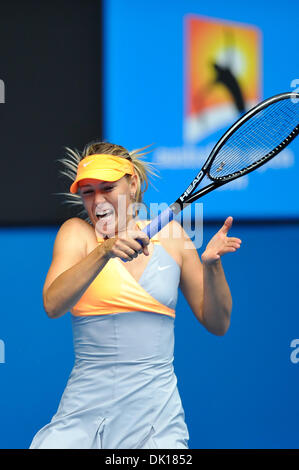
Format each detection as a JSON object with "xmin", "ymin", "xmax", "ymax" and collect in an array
[{"xmin": 140, "ymin": 91, "xmax": 299, "ymax": 240}]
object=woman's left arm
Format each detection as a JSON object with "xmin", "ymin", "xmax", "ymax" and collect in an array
[{"xmin": 179, "ymin": 216, "xmax": 241, "ymax": 336}]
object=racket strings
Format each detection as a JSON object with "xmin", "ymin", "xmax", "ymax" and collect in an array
[
  {"xmin": 241, "ymin": 101, "xmax": 297, "ymax": 148},
  {"xmin": 209, "ymin": 98, "xmax": 299, "ymax": 180},
  {"xmin": 226, "ymin": 103, "xmax": 296, "ymax": 165}
]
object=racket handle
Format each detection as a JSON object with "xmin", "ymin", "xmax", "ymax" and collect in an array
[
  {"xmin": 121, "ymin": 206, "xmax": 175, "ymax": 263},
  {"xmin": 141, "ymin": 206, "xmax": 175, "ymax": 239}
]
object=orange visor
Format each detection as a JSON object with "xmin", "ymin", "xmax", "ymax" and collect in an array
[{"xmin": 69, "ymin": 154, "xmax": 135, "ymax": 194}]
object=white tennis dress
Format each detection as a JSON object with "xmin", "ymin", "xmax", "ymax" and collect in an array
[{"xmin": 29, "ymin": 236, "xmax": 189, "ymax": 449}]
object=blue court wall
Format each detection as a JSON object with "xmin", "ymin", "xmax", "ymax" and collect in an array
[
  {"xmin": 103, "ymin": 0, "xmax": 299, "ymax": 219},
  {"xmin": 0, "ymin": 223, "xmax": 298, "ymax": 449}
]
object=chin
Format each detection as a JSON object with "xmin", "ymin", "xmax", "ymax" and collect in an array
[
  {"xmin": 95, "ymin": 219, "xmax": 118, "ymax": 238},
  {"xmin": 94, "ymin": 212, "xmax": 131, "ymax": 238}
]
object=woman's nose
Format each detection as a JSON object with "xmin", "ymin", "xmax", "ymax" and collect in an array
[{"xmin": 94, "ymin": 191, "xmax": 107, "ymax": 204}]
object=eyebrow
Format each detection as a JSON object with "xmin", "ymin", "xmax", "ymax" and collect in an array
[{"xmin": 80, "ymin": 182, "xmax": 115, "ymax": 189}]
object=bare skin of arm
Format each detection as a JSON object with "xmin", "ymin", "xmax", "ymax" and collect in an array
[
  {"xmin": 43, "ymin": 218, "xmax": 149, "ymax": 319},
  {"xmin": 179, "ymin": 216, "xmax": 241, "ymax": 335}
]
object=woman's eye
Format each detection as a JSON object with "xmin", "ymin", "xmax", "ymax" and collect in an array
[{"xmin": 81, "ymin": 186, "xmax": 114, "ymax": 195}]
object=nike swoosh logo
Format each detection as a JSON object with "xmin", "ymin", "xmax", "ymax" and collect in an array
[
  {"xmin": 158, "ymin": 265, "xmax": 172, "ymax": 271},
  {"xmin": 83, "ymin": 160, "xmax": 94, "ymax": 167}
]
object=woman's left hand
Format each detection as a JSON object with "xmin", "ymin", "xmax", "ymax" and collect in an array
[{"xmin": 201, "ymin": 216, "xmax": 242, "ymax": 265}]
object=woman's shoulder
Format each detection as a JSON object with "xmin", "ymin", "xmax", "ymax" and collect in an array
[
  {"xmin": 56, "ymin": 217, "xmax": 93, "ymax": 248},
  {"xmin": 59, "ymin": 217, "xmax": 92, "ymax": 234},
  {"xmin": 53, "ymin": 217, "xmax": 96, "ymax": 259}
]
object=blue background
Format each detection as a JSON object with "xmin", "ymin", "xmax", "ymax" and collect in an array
[
  {"xmin": 0, "ymin": 224, "xmax": 299, "ymax": 449},
  {"xmin": 0, "ymin": 0, "xmax": 299, "ymax": 449},
  {"xmin": 103, "ymin": 0, "xmax": 299, "ymax": 219}
]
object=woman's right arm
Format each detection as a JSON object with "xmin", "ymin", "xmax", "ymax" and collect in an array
[{"xmin": 43, "ymin": 218, "xmax": 149, "ymax": 319}]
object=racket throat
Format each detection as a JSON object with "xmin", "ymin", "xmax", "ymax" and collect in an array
[
  {"xmin": 169, "ymin": 201, "xmax": 183, "ymax": 215},
  {"xmin": 178, "ymin": 170, "xmax": 205, "ymax": 204}
]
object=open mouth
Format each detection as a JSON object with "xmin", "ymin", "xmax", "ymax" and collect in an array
[{"xmin": 95, "ymin": 209, "xmax": 114, "ymax": 220}]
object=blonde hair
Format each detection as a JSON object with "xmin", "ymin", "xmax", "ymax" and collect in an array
[{"xmin": 55, "ymin": 140, "xmax": 158, "ymax": 224}]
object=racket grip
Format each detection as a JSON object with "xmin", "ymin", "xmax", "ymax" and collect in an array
[
  {"xmin": 121, "ymin": 206, "xmax": 175, "ymax": 263},
  {"xmin": 142, "ymin": 206, "xmax": 175, "ymax": 239}
]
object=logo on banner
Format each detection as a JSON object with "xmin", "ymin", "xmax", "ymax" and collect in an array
[{"xmin": 184, "ymin": 15, "xmax": 261, "ymax": 143}]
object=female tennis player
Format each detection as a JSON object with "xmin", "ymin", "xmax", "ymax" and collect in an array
[{"xmin": 29, "ymin": 141, "xmax": 241, "ymax": 449}]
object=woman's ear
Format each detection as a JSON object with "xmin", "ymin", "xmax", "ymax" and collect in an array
[{"xmin": 129, "ymin": 173, "xmax": 138, "ymax": 193}]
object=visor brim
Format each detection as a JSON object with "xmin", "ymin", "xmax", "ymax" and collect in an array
[{"xmin": 70, "ymin": 170, "xmax": 127, "ymax": 193}]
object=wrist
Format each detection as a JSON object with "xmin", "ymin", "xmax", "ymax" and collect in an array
[
  {"xmin": 98, "ymin": 238, "xmax": 114, "ymax": 261},
  {"xmin": 201, "ymin": 251, "xmax": 221, "ymax": 266}
]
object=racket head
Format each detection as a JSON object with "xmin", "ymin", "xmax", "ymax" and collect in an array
[{"xmin": 204, "ymin": 92, "xmax": 299, "ymax": 182}]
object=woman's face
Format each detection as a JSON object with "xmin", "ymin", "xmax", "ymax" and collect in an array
[{"xmin": 78, "ymin": 174, "xmax": 137, "ymax": 237}]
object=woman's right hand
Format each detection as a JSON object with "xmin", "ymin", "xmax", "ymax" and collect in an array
[{"xmin": 102, "ymin": 230, "xmax": 150, "ymax": 261}]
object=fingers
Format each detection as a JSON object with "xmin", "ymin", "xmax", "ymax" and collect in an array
[
  {"xmin": 106, "ymin": 230, "xmax": 150, "ymax": 261},
  {"xmin": 227, "ymin": 238, "xmax": 242, "ymax": 249},
  {"xmin": 219, "ymin": 217, "xmax": 242, "ymax": 248},
  {"xmin": 125, "ymin": 231, "xmax": 150, "ymax": 254},
  {"xmin": 142, "ymin": 245, "xmax": 150, "ymax": 256},
  {"xmin": 203, "ymin": 219, "xmax": 242, "ymax": 261},
  {"xmin": 221, "ymin": 239, "xmax": 242, "ymax": 254},
  {"xmin": 229, "ymin": 237, "xmax": 242, "ymax": 244},
  {"xmin": 220, "ymin": 216, "xmax": 233, "ymax": 235}
]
